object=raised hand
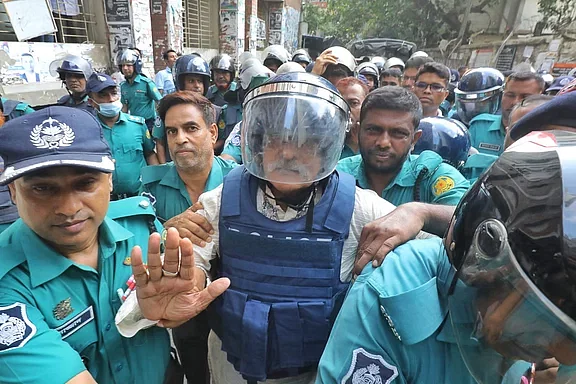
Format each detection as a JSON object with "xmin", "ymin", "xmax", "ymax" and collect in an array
[{"xmin": 130, "ymin": 227, "xmax": 229, "ymax": 327}]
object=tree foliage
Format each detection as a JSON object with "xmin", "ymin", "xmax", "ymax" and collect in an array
[
  {"xmin": 304, "ymin": 0, "xmax": 498, "ymax": 48},
  {"xmin": 538, "ymin": 0, "xmax": 576, "ymax": 32}
]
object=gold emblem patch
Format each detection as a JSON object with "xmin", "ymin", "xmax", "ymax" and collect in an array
[
  {"xmin": 53, "ymin": 298, "xmax": 73, "ymax": 320},
  {"xmin": 432, "ymin": 176, "xmax": 455, "ymax": 196},
  {"xmin": 218, "ymin": 119, "xmax": 225, "ymax": 130},
  {"xmin": 146, "ymin": 130, "xmax": 151, "ymax": 139},
  {"xmin": 123, "ymin": 256, "xmax": 132, "ymax": 266}
]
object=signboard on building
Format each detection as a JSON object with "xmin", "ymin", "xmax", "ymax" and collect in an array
[
  {"xmin": 309, "ymin": 0, "xmax": 328, "ymax": 8},
  {"xmin": 552, "ymin": 62, "xmax": 576, "ymax": 76},
  {"xmin": 495, "ymin": 46, "xmax": 516, "ymax": 71}
]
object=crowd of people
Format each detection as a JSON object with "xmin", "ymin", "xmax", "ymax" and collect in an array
[{"xmin": 0, "ymin": 43, "xmax": 576, "ymax": 384}]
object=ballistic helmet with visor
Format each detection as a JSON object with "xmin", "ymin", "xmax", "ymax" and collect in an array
[
  {"xmin": 370, "ymin": 56, "xmax": 386, "ymax": 73},
  {"xmin": 242, "ymin": 72, "xmax": 351, "ymax": 184},
  {"xmin": 118, "ymin": 49, "xmax": 143, "ymax": 74},
  {"xmin": 356, "ymin": 62, "xmax": 380, "ymax": 88},
  {"xmin": 413, "ymin": 117, "xmax": 471, "ymax": 170},
  {"xmin": 455, "ymin": 68, "xmax": 504, "ymax": 124},
  {"xmin": 321, "ymin": 46, "xmax": 356, "ymax": 75},
  {"xmin": 238, "ymin": 59, "xmax": 275, "ymax": 91},
  {"xmin": 292, "ymin": 49, "xmax": 311, "ymax": 65},
  {"xmin": 384, "ymin": 57, "xmax": 405, "ymax": 71},
  {"xmin": 410, "ymin": 51, "xmax": 429, "ymax": 58},
  {"xmin": 210, "ymin": 54, "xmax": 236, "ymax": 75},
  {"xmin": 0, "ymin": 106, "xmax": 114, "ymax": 185},
  {"xmin": 547, "ymin": 75, "xmax": 575, "ymax": 94},
  {"xmin": 444, "ymin": 130, "xmax": 576, "ymax": 382},
  {"xmin": 263, "ymin": 45, "xmax": 290, "ymax": 66},
  {"xmin": 173, "ymin": 54, "xmax": 211, "ymax": 93},
  {"xmin": 52, "ymin": 55, "xmax": 94, "ymax": 81}
]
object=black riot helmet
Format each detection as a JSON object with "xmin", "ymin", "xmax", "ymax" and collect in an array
[
  {"xmin": 455, "ymin": 68, "xmax": 504, "ymax": 125},
  {"xmin": 173, "ymin": 54, "xmax": 211, "ymax": 95},
  {"xmin": 444, "ymin": 130, "xmax": 576, "ymax": 382}
]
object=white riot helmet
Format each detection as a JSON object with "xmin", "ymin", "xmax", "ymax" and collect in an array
[
  {"xmin": 384, "ymin": 57, "xmax": 405, "ymax": 71},
  {"xmin": 321, "ymin": 46, "xmax": 356, "ymax": 75},
  {"xmin": 410, "ymin": 51, "xmax": 429, "ymax": 59},
  {"xmin": 263, "ymin": 45, "xmax": 290, "ymax": 72},
  {"xmin": 276, "ymin": 62, "xmax": 306, "ymax": 75}
]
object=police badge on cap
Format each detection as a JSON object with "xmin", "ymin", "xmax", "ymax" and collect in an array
[{"xmin": 0, "ymin": 106, "xmax": 114, "ymax": 185}]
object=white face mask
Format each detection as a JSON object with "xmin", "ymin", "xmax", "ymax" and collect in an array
[{"xmin": 94, "ymin": 99, "xmax": 122, "ymax": 117}]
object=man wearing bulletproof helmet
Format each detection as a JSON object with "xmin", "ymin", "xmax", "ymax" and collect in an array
[
  {"xmin": 116, "ymin": 73, "xmax": 467, "ymax": 384},
  {"xmin": 318, "ymin": 129, "xmax": 576, "ymax": 383},
  {"xmin": 119, "ymin": 49, "xmax": 163, "ymax": 133},
  {"xmin": 52, "ymin": 55, "xmax": 95, "ymax": 113}
]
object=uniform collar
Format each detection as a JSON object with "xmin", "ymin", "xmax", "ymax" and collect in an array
[
  {"xmin": 158, "ymin": 158, "xmax": 224, "ymax": 203},
  {"xmin": 132, "ymin": 74, "xmax": 143, "ymax": 83},
  {"xmin": 487, "ymin": 115, "xmax": 504, "ymax": 132},
  {"xmin": 166, "ymin": 67, "xmax": 172, "ymax": 74},
  {"xmin": 23, "ymin": 217, "xmax": 133, "ymax": 288},
  {"xmin": 358, "ymin": 154, "xmax": 419, "ymax": 192},
  {"xmin": 98, "ymin": 112, "xmax": 128, "ymax": 128}
]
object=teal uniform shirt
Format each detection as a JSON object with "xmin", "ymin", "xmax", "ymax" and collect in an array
[
  {"xmin": 461, "ymin": 152, "xmax": 499, "ymax": 184},
  {"xmin": 120, "ymin": 74, "xmax": 162, "ymax": 121},
  {"xmin": 316, "ymin": 238, "xmax": 532, "ymax": 384},
  {"xmin": 141, "ymin": 157, "xmax": 237, "ymax": 221},
  {"xmin": 336, "ymin": 151, "xmax": 470, "ymax": 206},
  {"xmin": 100, "ymin": 112, "xmax": 156, "ymax": 195},
  {"xmin": 0, "ymin": 223, "xmax": 10, "ymax": 233},
  {"xmin": 206, "ymin": 81, "xmax": 238, "ymax": 107},
  {"xmin": 221, "ymin": 121, "xmax": 242, "ymax": 163},
  {"xmin": 340, "ymin": 144, "xmax": 357, "ymax": 160},
  {"xmin": 468, "ymin": 113, "xmax": 505, "ymax": 156},
  {"xmin": 0, "ymin": 197, "xmax": 170, "ymax": 384}
]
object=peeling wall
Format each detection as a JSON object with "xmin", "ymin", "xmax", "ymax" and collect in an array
[{"xmin": 131, "ymin": 0, "xmax": 155, "ymax": 78}]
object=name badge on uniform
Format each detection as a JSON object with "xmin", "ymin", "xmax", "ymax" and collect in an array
[
  {"xmin": 56, "ymin": 306, "xmax": 95, "ymax": 340},
  {"xmin": 479, "ymin": 142, "xmax": 501, "ymax": 152}
]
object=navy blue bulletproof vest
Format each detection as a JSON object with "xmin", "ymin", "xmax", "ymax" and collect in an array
[{"xmin": 213, "ymin": 167, "xmax": 355, "ymax": 381}]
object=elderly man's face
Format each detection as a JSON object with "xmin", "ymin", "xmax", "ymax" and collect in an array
[{"xmin": 8, "ymin": 167, "xmax": 112, "ymax": 254}]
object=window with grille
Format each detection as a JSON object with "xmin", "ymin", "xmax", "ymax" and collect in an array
[
  {"xmin": 182, "ymin": 0, "xmax": 214, "ymax": 49},
  {"xmin": 0, "ymin": 0, "xmax": 95, "ymax": 43}
]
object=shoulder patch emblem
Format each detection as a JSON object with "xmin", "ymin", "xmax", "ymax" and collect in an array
[
  {"xmin": 0, "ymin": 303, "xmax": 37, "ymax": 352},
  {"xmin": 231, "ymin": 133, "xmax": 241, "ymax": 147},
  {"xmin": 432, "ymin": 176, "xmax": 455, "ymax": 196},
  {"xmin": 146, "ymin": 130, "xmax": 151, "ymax": 139},
  {"xmin": 141, "ymin": 191, "xmax": 156, "ymax": 206},
  {"xmin": 342, "ymin": 348, "xmax": 398, "ymax": 384},
  {"xmin": 218, "ymin": 119, "xmax": 225, "ymax": 130}
]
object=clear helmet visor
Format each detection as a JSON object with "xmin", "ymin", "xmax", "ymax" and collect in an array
[
  {"xmin": 447, "ymin": 219, "xmax": 576, "ymax": 383},
  {"xmin": 242, "ymin": 93, "xmax": 349, "ymax": 184},
  {"xmin": 50, "ymin": 55, "xmax": 93, "ymax": 79},
  {"xmin": 455, "ymin": 92, "xmax": 501, "ymax": 125}
]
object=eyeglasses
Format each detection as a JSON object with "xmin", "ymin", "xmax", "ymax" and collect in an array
[
  {"xmin": 380, "ymin": 81, "xmax": 399, "ymax": 86},
  {"xmin": 414, "ymin": 82, "xmax": 446, "ymax": 93}
]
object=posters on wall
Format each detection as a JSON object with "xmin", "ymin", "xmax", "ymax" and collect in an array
[
  {"xmin": 220, "ymin": 10, "xmax": 239, "ymax": 55},
  {"xmin": 109, "ymin": 25, "xmax": 134, "ymax": 65},
  {"xmin": 495, "ymin": 46, "xmax": 517, "ymax": 71},
  {"xmin": 104, "ymin": 0, "xmax": 131, "ymax": 23},
  {"xmin": 0, "ymin": 42, "xmax": 108, "ymax": 86}
]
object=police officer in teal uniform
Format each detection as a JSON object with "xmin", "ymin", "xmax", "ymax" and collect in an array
[
  {"xmin": 142, "ymin": 90, "xmax": 237, "ymax": 383},
  {"xmin": 317, "ymin": 130, "xmax": 576, "ymax": 384},
  {"xmin": 53, "ymin": 55, "xmax": 95, "ymax": 114},
  {"xmin": 119, "ymin": 49, "xmax": 163, "ymax": 132},
  {"xmin": 0, "ymin": 106, "xmax": 172, "ymax": 383},
  {"xmin": 87, "ymin": 73, "xmax": 158, "ymax": 199},
  {"xmin": 142, "ymin": 91, "xmax": 237, "ymax": 222},
  {"xmin": 0, "ymin": 97, "xmax": 35, "ymax": 233},
  {"xmin": 207, "ymin": 55, "xmax": 243, "ymax": 153},
  {"xmin": 220, "ymin": 61, "xmax": 275, "ymax": 163},
  {"xmin": 337, "ymin": 87, "xmax": 469, "ymax": 206},
  {"xmin": 455, "ymin": 68, "xmax": 505, "ymax": 155}
]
